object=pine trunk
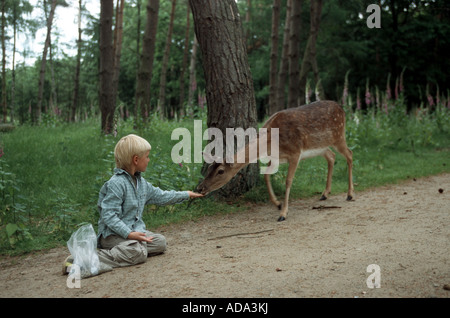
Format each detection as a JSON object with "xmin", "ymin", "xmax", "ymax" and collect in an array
[
  {"xmin": 287, "ymin": 0, "xmax": 302, "ymax": 108},
  {"xmin": 99, "ymin": 0, "xmax": 115, "ymax": 134},
  {"xmin": 268, "ymin": 0, "xmax": 281, "ymax": 116},
  {"xmin": 298, "ymin": 0, "xmax": 324, "ymax": 104},
  {"xmin": 157, "ymin": 0, "xmax": 176, "ymax": 119},
  {"xmin": 190, "ymin": 0, "xmax": 259, "ymax": 199},
  {"xmin": 35, "ymin": 0, "xmax": 57, "ymax": 124},
  {"xmin": 275, "ymin": 0, "xmax": 291, "ymax": 113},
  {"xmin": 135, "ymin": 0, "xmax": 159, "ymax": 122},
  {"xmin": 71, "ymin": 0, "xmax": 82, "ymax": 122}
]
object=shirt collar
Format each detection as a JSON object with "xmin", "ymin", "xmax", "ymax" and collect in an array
[{"xmin": 113, "ymin": 168, "xmax": 141, "ymax": 178}]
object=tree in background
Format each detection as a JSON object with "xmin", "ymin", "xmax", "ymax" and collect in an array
[
  {"xmin": 190, "ymin": 0, "xmax": 259, "ymax": 198},
  {"xmin": 35, "ymin": 0, "xmax": 57, "ymax": 124},
  {"xmin": 99, "ymin": 0, "xmax": 115, "ymax": 134},
  {"xmin": 298, "ymin": 0, "xmax": 324, "ymax": 105},
  {"xmin": 135, "ymin": 0, "xmax": 159, "ymax": 123},
  {"xmin": 287, "ymin": 0, "xmax": 302, "ymax": 108},
  {"xmin": 157, "ymin": 0, "xmax": 176, "ymax": 119},
  {"xmin": 70, "ymin": 0, "xmax": 83, "ymax": 122},
  {"xmin": 268, "ymin": 0, "xmax": 281, "ymax": 116}
]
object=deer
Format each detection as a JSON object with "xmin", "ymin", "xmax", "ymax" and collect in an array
[{"xmin": 196, "ymin": 100, "xmax": 355, "ymax": 221}]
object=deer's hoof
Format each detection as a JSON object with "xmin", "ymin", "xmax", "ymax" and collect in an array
[
  {"xmin": 320, "ymin": 195, "xmax": 327, "ymax": 201},
  {"xmin": 277, "ymin": 216, "xmax": 286, "ymax": 222},
  {"xmin": 346, "ymin": 195, "xmax": 353, "ymax": 201}
]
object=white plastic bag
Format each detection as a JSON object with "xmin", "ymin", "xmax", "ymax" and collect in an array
[{"xmin": 67, "ymin": 224, "xmax": 110, "ymax": 278}]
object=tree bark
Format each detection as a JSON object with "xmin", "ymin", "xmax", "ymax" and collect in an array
[
  {"xmin": 190, "ymin": 0, "xmax": 259, "ymax": 198},
  {"xmin": 135, "ymin": 0, "xmax": 159, "ymax": 122},
  {"xmin": 112, "ymin": 0, "xmax": 125, "ymax": 113},
  {"xmin": 157, "ymin": 0, "xmax": 176, "ymax": 119},
  {"xmin": 298, "ymin": 0, "xmax": 324, "ymax": 105},
  {"xmin": 178, "ymin": 1, "xmax": 191, "ymax": 117},
  {"xmin": 268, "ymin": 0, "xmax": 281, "ymax": 116},
  {"xmin": 35, "ymin": 0, "xmax": 57, "ymax": 124},
  {"xmin": 1, "ymin": 0, "xmax": 6, "ymax": 122},
  {"xmin": 71, "ymin": 0, "xmax": 83, "ymax": 122},
  {"xmin": 275, "ymin": 0, "xmax": 291, "ymax": 113},
  {"xmin": 187, "ymin": 35, "xmax": 198, "ymax": 107},
  {"xmin": 99, "ymin": 0, "xmax": 115, "ymax": 134},
  {"xmin": 287, "ymin": 0, "xmax": 302, "ymax": 108}
]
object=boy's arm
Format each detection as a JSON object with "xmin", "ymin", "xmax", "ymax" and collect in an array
[{"xmin": 144, "ymin": 181, "xmax": 194, "ymax": 206}]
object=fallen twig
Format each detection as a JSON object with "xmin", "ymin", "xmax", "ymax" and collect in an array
[
  {"xmin": 312, "ymin": 205, "xmax": 342, "ymax": 210},
  {"xmin": 208, "ymin": 229, "xmax": 274, "ymax": 240}
]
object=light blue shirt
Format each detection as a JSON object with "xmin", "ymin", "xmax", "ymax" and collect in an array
[{"xmin": 97, "ymin": 168, "xmax": 189, "ymax": 241}]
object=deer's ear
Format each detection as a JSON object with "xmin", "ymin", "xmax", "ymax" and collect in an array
[{"xmin": 202, "ymin": 152, "xmax": 223, "ymax": 164}]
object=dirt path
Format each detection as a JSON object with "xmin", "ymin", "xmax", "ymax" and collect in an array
[{"xmin": 1, "ymin": 173, "xmax": 449, "ymax": 298}]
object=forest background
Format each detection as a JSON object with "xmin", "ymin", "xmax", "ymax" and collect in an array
[{"xmin": 0, "ymin": 0, "xmax": 449, "ymax": 254}]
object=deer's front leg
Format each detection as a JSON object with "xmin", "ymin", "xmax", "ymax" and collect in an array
[
  {"xmin": 320, "ymin": 149, "xmax": 336, "ymax": 200},
  {"xmin": 278, "ymin": 157, "xmax": 300, "ymax": 222},
  {"xmin": 264, "ymin": 173, "xmax": 282, "ymax": 210}
]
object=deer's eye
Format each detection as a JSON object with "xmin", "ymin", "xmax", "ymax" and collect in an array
[{"xmin": 218, "ymin": 169, "xmax": 225, "ymax": 175}]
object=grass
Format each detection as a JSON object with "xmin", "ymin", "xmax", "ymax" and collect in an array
[{"xmin": 0, "ymin": 101, "xmax": 449, "ymax": 255}]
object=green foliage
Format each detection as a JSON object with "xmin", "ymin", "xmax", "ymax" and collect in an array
[
  {"xmin": 1, "ymin": 94, "xmax": 449, "ymax": 255},
  {"xmin": 4, "ymin": 1, "xmax": 449, "ymax": 124}
]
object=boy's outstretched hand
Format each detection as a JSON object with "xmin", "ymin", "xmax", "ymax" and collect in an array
[{"xmin": 187, "ymin": 191, "xmax": 204, "ymax": 198}]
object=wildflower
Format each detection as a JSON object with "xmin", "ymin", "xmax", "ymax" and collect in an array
[
  {"xmin": 427, "ymin": 94, "xmax": 434, "ymax": 107},
  {"xmin": 386, "ymin": 74, "xmax": 392, "ymax": 100},
  {"xmin": 0, "ymin": 147, "xmax": 3, "ymax": 159},
  {"xmin": 395, "ymin": 78, "xmax": 399, "ymax": 100},
  {"xmin": 399, "ymin": 67, "xmax": 406, "ymax": 94},
  {"xmin": 356, "ymin": 87, "xmax": 361, "ymax": 110},
  {"xmin": 342, "ymin": 70, "xmax": 350, "ymax": 106},
  {"xmin": 365, "ymin": 83, "xmax": 371, "ymax": 107}
]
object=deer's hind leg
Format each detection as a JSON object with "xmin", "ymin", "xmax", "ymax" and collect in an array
[
  {"xmin": 334, "ymin": 142, "xmax": 354, "ymax": 201},
  {"xmin": 264, "ymin": 172, "xmax": 282, "ymax": 210},
  {"xmin": 320, "ymin": 148, "xmax": 336, "ymax": 201}
]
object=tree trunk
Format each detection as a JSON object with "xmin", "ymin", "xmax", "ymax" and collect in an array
[
  {"xmin": 287, "ymin": 0, "xmax": 302, "ymax": 108},
  {"xmin": 35, "ymin": 0, "xmax": 57, "ymax": 124},
  {"xmin": 187, "ymin": 35, "xmax": 198, "ymax": 107},
  {"xmin": 157, "ymin": 0, "xmax": 176, "ymax": 119},
  {"xmin": 99, "ymin": 0, "xmax": 115, "ymax": 134},
  {"xmin": 275, "ymin": 0, "xmax": 291, "ymax": 113},
  {"xmin": 268, "ymin": 0, "xmax": 281, "ymax": 116},
  {"xmin": 135, "ymin": 0, "xmax": 159, "ymax": 122},
  {"xmin": 112, "ymin": 0, "xmax": 125, "ymax": 112},
  {"xmin": 71, "ymin": 0, "xmax": 83, "ymax": 122},
  {"xmin": 1, "ymin": 0, "xmax": 6, "ymax": 123},
  {"xmin": 298, "ymin": 0, "xmax": 324, "ymax": 105},
  {"xmin": 190, "ymin": 0, "xmax": 259, "ymax": 198},
  {"xmin": 10, "ymin": 1, "xmax": 17, "ymax": 122},
  {"xmin": 178, "ymin": 1, "xmax": 191, "ymax": 117}
]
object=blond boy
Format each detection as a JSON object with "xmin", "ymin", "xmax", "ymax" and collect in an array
[{"xmin": 64, "ymin": 134, "xmax": 203, "ymax": 274}]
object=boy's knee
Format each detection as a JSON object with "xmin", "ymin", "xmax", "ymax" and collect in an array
[
  {"xmin": 111, "ymin": 240, "xmax": 148, "ymax": 266},
  {"xmin": 147, "ymin": 233, "xmax": 167, "ymax": 255}
]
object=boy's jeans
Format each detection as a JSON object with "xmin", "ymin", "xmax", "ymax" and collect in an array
[{"xmin": 97, "ymin": 230, "xmax": 166, "ymax": 268}]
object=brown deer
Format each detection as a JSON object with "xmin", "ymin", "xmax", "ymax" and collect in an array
[{"xmin": 197, "ymin": 100, "xmax": 354, "ymax": 221}]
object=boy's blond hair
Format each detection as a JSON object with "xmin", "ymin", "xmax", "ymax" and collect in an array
[{"xmin": 114, "ymin": 134, "xmax": 151, "ymax": 170}]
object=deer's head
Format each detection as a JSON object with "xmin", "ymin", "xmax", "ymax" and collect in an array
[{"xmin": 196, "ymin": 153, "xmax": 239, "ymax": 195}]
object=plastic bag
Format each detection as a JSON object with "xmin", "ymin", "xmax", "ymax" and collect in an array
[{"xmin": 67, "ymin": 224, "xmax": 111, "ymax": 278}]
